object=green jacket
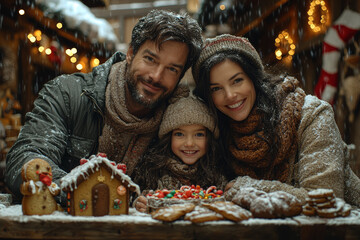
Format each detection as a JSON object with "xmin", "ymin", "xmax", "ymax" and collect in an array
[{"xmin": 5, "ymin": 52, "xmax": 126, "ymax": 202}]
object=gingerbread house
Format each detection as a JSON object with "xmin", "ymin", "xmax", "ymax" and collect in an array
[{"xmin": 60, "ymin": 153, "xmax": 140, "ymax": 216}]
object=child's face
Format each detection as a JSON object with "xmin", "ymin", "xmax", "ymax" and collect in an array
[{"xmin": 171, "ymin": 124, "xmax": 207, "ymax": 165}]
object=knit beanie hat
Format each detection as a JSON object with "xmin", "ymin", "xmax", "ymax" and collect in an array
[
  {"xmin": 192, "ymin": 34, "xmax": 264, "ymax": 83},
  {"xmin": 159, "ymin": 95, "xmax": 219, "ymax": 139}
]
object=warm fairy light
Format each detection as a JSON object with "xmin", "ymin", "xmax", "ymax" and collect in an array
[
  {"xmin": 45, "ymin": 48, "xmax": 52, "ymax": 55},
  {"xmin": 274, "ymin": 30, "xmax": 295, "ymax": 61},
  {"xmin": 93, "ymin": 58, "xmax": 100, "ymax": 66},
  {"xmin": 38, "ymin": 46, "xmax": 44, "ymax": 53},
  {"xmin": 34, "ymin": 30, "xmax": 42, "ymax": 41},
  {"xmin": 19, "ymin": 9, "xmax": 25, "ymax": 15},
  {"xmin": 66, "ymin": 49, "xmax": 73, "ymax": 56},
  {"xmin": 71, "ymin": 48, "xmax": 77, "ymax": 54},
  {"xmin": 219, "ymin": 4, "xmax": 225, "ymax": 10},
  {"xmin": 29, "ymin": 36, "xmax": 36, "ymax": 43},
  {"xmin": 307, "ymin": 0, "xmax": 330, "ymax": 33},
  {"xmin": 56, "ymin": 22, "xmax": 63, "ymax": 29},
  {"xmin": 76, "ymin": 63, "xmax": 83, "ymax": 70},
  {"xmin": 70, "ymin": 57, "xmax": 77, "ymax": 63}
]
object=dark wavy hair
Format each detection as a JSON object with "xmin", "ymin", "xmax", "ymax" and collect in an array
[
  {"xmin": 130, "ymin": 10, "xmax": 203, "ymax": 80},
  {"xmin": 134, "ymin": 129, "xmax": 226, "ymax": 191},
  {"xmin": 193, "ymin": 51, "xmax": 282, "ymax": 177}
]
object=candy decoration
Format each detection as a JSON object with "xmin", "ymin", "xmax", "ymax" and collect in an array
[
  {"xmin": 39, "ymin": 173, "xmax": 52, "ymax": 186},
  {"xmin": 79, "ymin": 158, "xmax": 88, "ymax": 165},
  {"xmin": 146, "ymin": 185, "xmax": 224, "ymax": 200},
  {"xmin": 314, "ymin": 9, "xmax": 360, "ymax": 105},
  {"xmin": 116, "ymin": 164, "xmax": 127, "ymax": 174},
  {"xmin": 97, "ymin": 175, "xmax": 105, "ymax": 182},
  {"xmin": 206, "ymin": 186, "xmax": 217, "ymax": 194},
  {"xmin": 113, "ymin": 199, "xmax": 122, "ymax": 209},
  {"xmin": 67, "ymin": 192, "xmax": 71, "ymax": 213},
  {"xmin": 96, "ymin": 152, "xmax": 107, "ymax": 158},
  {"xmin": 79, "ymin": 199, "xmax": 88, "ymax": 212},
  {"xmin": 116, "ymin": 185, "xmax": 126, "ymax": 196}
]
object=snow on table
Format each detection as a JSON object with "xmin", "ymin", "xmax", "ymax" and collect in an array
[{"xmin": 0, "ymin": 204, "xmax": 360, "ymax": 240}]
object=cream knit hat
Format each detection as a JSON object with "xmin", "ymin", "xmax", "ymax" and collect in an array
[
  {"xmin": 159, "ymin": 95, "xmax": 219, "ymax": 139},
  {"xmin": 192, "ymin": 34, "xmax": 264, "ymax": 83}
]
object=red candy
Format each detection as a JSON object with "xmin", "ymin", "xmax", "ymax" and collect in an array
[
  {"xmin": 96, "ymin": 152, "xmax": 107, "ymax": 158},
  {"xmin": 116, "ymin": 164, "xmax": 127, "ymax": 174},
  {"xmin": 79, "ymin": 158, "xmax": 88, "ymax": 165}
]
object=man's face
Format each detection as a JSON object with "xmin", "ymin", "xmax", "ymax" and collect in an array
[{"xmin": 125, "ymin": 40, "xmax": 189, "ymax": 116}]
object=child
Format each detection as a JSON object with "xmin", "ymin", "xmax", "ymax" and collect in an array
[{"xmin": 133, "ymin": 93, "xmax": 228, "ymax": 212}]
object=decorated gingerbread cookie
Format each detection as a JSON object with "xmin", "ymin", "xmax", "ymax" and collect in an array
[{"xmin": 20, "ymin": 158, "xmax": 60, "ymax": 215}]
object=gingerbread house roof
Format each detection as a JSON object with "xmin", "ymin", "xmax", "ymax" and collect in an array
[{"xmin": 60, "ymin": 155, "xmax": 140, "ymax": 195}]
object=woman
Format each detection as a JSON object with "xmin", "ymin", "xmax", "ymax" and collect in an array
[{"xmin": 192, "ymin": 34, "xmax": 360, "ymax": 206}]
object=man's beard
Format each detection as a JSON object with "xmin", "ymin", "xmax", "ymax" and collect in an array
[{"xmin": 125, "ymin": 64, "xmax": 171, "ymax": 110}]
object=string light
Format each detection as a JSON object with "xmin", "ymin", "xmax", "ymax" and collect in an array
[
  {"xmin": 27, "ymin": 33, "xmax": 36, "ymax": 43},
  {"xmin": 33, "ymin": 30, "xmax": 42, "ymax": 41},
  {"xmin": 307, "ymin": 0, "xmax": 330, "ymax": 33},
  {"xmin": 45, "ymin": 48, "xmax": 52, "ymax": 55},
  {"xmin": 91, "ymin": 57, "xmax": 100, "ymax": 68},
  {"xmin": 76, "ymin": 63, "xmax": 83, "ymax": 70},
  {"xmin": 70, "ymin": 57, "xmax": 77, "ymax": 63},
  {"xmin": 274, "ymin": 30, "xmax": 296, "ymax": 61},
  {"xmin": 19, "ymin": 9, "xmax": 25, "ymax": 15},
  {"xmin": 56, "ymin": 22, "xmax": 63, "ymax": 29}
]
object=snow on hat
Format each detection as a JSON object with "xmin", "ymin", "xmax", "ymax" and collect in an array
[
  {"xmin": 192, "ymin": 34, "xmax": 264, "ymax": 83},
  {"xmin": 159, "ymin": 95, "xmax": 219, "ymax": 139}
]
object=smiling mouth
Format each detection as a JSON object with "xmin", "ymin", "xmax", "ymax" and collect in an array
[
  {"xmin": 141, "ymin": 80, "xmax": 163, "ymax": 94},
  {"xmin": 228, "ymin": 99, "xmax": 244, "ymax": 109},
  {"xmin": 181, "ymin": 150, "xmax": 198, "ymax": 155}
]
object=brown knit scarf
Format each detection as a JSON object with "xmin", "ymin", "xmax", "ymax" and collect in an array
[
  {"xmin": 98, "ymin": 61, "xmax": 165, "ymax": 176},
  {"xmin": 158, "ymin": 157, "xmax": 199, "ymax": 189},
  {"xmin": 228, "ymin": 76, "xmax": 306, "ymax": 182}
]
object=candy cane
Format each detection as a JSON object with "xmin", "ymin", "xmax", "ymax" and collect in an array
[
  {"xmin": 314, "ymin": 9, "xmax": 360, "ymax": 105},
  {"xmin": 206, "ymin": 186, "xmax": 217, "ymax": 194}
]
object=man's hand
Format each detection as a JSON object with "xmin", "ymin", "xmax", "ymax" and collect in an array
[{"xmin": 134, "ymin": 196, "xmax": 148, "ymax": 213}]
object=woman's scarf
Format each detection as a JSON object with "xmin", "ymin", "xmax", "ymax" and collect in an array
[{"xmin": 228, "ymin": 76, "xmax": 306, "ymax": 182}]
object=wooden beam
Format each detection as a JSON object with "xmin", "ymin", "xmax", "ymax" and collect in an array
[{"xmin": 236, "ymin": 0, "xmax": 290, "ymax": 36}]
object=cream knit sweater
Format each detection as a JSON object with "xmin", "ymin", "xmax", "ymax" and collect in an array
[{"xmin": 225, "ymin": 95, "xmax": 360, "ymax": 207}]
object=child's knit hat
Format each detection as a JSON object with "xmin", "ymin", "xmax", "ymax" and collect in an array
[
  {"xmin": 159, "ymin": 95, "xmax": 219, "ymax": 139},
  {"xmin": 192, "ymin": 34, "xmax": 264, "ymax": 83}
]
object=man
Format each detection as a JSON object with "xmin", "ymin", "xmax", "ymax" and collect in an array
[{"xmin": 5, "ymin": 10, "xmax": 202, "ymax": 204}]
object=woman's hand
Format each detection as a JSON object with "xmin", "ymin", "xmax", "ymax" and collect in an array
[
  {"xmin": 134, "ymin": 196, "xmax": 148, "ymax": 213},
  {"xmin": 224, "ymin": 180, "xmax": 235, "ymax": 193}
]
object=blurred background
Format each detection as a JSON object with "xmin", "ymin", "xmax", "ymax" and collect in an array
[{"xmin": 0, "ymin": 0, "xmax": 359, "ymax": 193}]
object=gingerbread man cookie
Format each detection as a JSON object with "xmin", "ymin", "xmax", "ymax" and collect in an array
[{"xmin": 20, "ymin": 158, "xmax": 60, "ymax": 215}]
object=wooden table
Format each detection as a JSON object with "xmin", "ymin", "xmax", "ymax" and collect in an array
[{"xmin": 0, "ymin": 205, "xmax": 360, "ymax": 240}]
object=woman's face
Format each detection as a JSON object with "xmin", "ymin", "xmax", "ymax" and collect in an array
[
  {"xmin": 209, "ymin": 59, "xmax": 256, "ymax": 122},
  {"xmin": 171, "ymin": 124, "xmax": 207, "ymax": 165}
]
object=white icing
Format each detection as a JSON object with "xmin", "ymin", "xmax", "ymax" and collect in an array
[
  {"xmin": 60, "ymin": 155, "xmax": 140, "ymax": 195},
  {"xmin": 29, "ymin": 180, "xmax": 36, "ymax": 194}
]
